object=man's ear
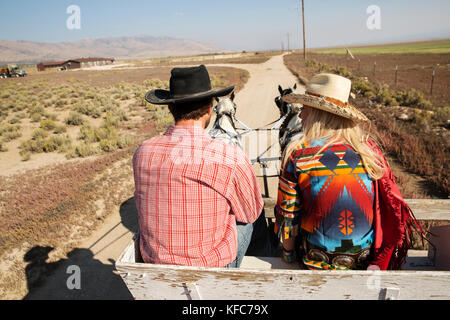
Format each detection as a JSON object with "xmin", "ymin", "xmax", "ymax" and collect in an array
[
  {"xmin": 230, "ymin": 91, "xmax": 235, "ymax": 101},
  {"xmin": 293, "ymin": 83, "xmax": 297, "ymax": 90},
  {"xmin": 215, "ymin": 97, "xmax": 220, "ymax": 102},
  {"xmin": 278, "ymin": 85, "xmax": 283, "ymax": 94}
]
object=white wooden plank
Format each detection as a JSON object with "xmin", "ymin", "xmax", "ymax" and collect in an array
[
  {"xmin": 115, "ymin": 261, "xmax": 450, "ymax": 300},
  {"xmin": 115, "ymin": 242, "xmax": 450, "ymax": 300},
  {"xmin": 405, "ymin": 199, "xmax": 450, "ymax": 220}
]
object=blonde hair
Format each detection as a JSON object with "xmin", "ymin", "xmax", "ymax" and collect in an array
[{"xmin": 281, "ymin": 106, "xmax": 385, "ymax": 180}]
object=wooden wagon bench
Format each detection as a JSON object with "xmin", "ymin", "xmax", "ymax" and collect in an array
[{"xmin": 115, "ymin": 199, "xmax": 450, "ymax": 300}]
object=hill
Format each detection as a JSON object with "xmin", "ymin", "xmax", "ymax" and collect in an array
[{"xmin": 0, "ymin": 35, "xmax": 226, "ymax": 64}]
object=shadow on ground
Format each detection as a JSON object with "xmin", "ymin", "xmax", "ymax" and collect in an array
[
  {"xmin": 23, "ymin": 198, "xmax": 140, "ymax": 299},
  {"xmin": 119, "ymin": 197, "xmax": 139, "ymax": 234},
  {"xmin": 23, "ymin": 245, "xmax": 133, "ymax": 300}
]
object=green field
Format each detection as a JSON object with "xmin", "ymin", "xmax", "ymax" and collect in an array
[{"xmin": 313, "ymin": 39, "xmax": 450, "ymax": 55}]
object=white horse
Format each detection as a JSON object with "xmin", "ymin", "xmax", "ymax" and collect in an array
[
  {"xmin": 208, "ymin": 92, "xmax": 251, "ymax": 149},
  {"xmin": 274, "ymin": 84, "xmax": 303, "ymax": 154}
]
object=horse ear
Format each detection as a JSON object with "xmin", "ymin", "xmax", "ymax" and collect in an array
[
  {"xmin": 278, "ymin": 85, "xmax": 283, "ymax": 94},
  {"xmin": 230, "ymin": 91, "xmax": 235, "ymax": 101},
  {"xmin": 215, "ymin": 97, "xmax": 219, "ymax": 102},
  {"xmin": 293, "ymin": 83, "xmax": 297, "ymax": 90}
]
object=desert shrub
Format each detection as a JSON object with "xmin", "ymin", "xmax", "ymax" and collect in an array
[
  {"xmin": 85, "ymin": 91, "xmax": 96, "ymax": 99},
  {"xmin": 373, "ymin": 84, "xmax": 398, "ymax": 106},
  {"xmin": 393, "ymin": 89, "xmax": 430, "ymax": 109},
  {"xmin": 210, "ymin": 77, "xmax": 225, "ymax": 87},
  {"xmin": 53, "ymin": 124, "xmax": 67, "ymax": 134},
  {"xmin": 45, "ymin": 113, "xmax": 58, "ymax": 121},
  {"xmin": 143, "ymin": 79, "xmax": 169, "ymax": 90},
  {"xmin": 67, "ymin": 142, "xmax": 98, "ymax": 158},
  {"xmin": 412, "ymin": 110, "xmax": 432, "ymax": 126},
  {"xmin": 40, "ymin": 119, "xmax": 56, "ymax": 131},
  {"xmin": 13, "ymin": 102, "xmax": 26, "ymax": 112},
  {"xmin": 38, "ymin": 91, "xmax": 52, "ymax": 100},
  {"xmin": 8, "ymin": 116, "xmax": 21, "ymax": 124},
  {"xmin": 30, "ymin": 112, "xmax": 42, "ymax": 122},
  {"xmin": 66, "ymin": 112, "xmax": 84, "ymax": 126},
  {"xmin": 1, "ymin": 91, "xmax": 10, "ymax": 99},
  {"xmin": 29, "ymin": 106, "xmax": 44, "ymax": 115},
  {"xmin": 20, "ymin": 138, "xmax": 45, "ymax": 153},
  {"xmin": 335, "ymin": 66, "xmax": 352, "ymax": 78},
  {"xmin": 98, "ymin": 135, "xmax": 133, "ymax": 152},
  {"xmin": 31, "ymin": 128, "xmax": 48, "ymax": 140},
  {"xmin": 145, "ymin": 104, "xmax": 158, "ymax": 112},
  {"xmin": 42, "ymin": 135, "xmax": 72, "ymax": 153},
  {"xmin": 102, "ymin": 112, "xmax": 121, "ymax": 127},
  {"xmin": 134, "ymin": 89, "xmax": 147, "ymax": 106},
  {"xmin": 78, "ymin": 125, "xmax": 97, "ymax": 143},
  {"xmin": 305, "ymin": 60, "xmax": 319, "ymax": 68},
  {"xmin": 0, "ymin": 139, "xmax": 7, "ymax": 152},
  {"xmin": 120, "ymin": 94, "xmax": 130, "ymax": 100},
  {"xmin": 74, "ymin": 103, "xmax": 102, "ymax": 118},
  {"xmin": 79, "ymin": 124, "xmax": 118, "ymax": 143},
  {"xmin": 0, "ymin": 124, "xmax": 22, "ymax": 142},
  {"xmin": 117, "ymin": 135, "xmax": 134, "ymax": 149},
  {"xmin": 17, "ymin": 112, "xmax": 27, "ymax": 119},
  {"xmin": 19, "ymin": 150, "xmax": 31, "ymax": 161},
  {"xmin": 55, "ymin": 100, "xmax": 68, "ymax": 108},
  {"xmin": 433, "ymin": 106, "xmax": 450, "ymax": 123},
  {"xmin": 99, "ymin": 138, "xmax": 118, "ymax": 152}
]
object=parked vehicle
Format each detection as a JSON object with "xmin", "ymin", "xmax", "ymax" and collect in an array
[{"xmin": 0, "ymin": 64, "xmax": 27, "ymax": 78}]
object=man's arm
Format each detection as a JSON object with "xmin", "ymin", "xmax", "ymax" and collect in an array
[{"xmin": 227, "ymin": 148, "xmax": 263, "ymax": 224}]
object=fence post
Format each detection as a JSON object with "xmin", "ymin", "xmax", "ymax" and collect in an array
[
  {"xmin": 395, "ymin": 65, "xmax": 398, "ymax": 87},
  {"xmin": 430, "ymin": 69, "xmax": 435, "ymax": 96},
  {"xmin": 373, "ymin": 61, "xmax": 376, "ymax": 78},
  {"xmin": 358, "ymin": 59, "xmax": 361, "ymax": 72}
]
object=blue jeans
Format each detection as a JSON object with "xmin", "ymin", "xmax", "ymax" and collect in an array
[{"xmin": 225, "ymin": 222, "xmax": 253, "ymax": 268}]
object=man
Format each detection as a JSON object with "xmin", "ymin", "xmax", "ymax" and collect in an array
[{"xmin": 133, "ymin": 65, "xmax": 263, "ymax": 268}]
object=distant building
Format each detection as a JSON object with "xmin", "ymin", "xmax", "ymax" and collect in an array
[
  {"xmin": 37, "ymin": 57, "xmax": 115, "ymax": 71},
  {"xmin": 36, "ymin": 61, "xmax": 66, "ymax": 72}
]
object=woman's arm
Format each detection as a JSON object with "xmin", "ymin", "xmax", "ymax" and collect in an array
[{"xmin": 276, "ymin": 155, "xmax": 302, "ymax": 262}]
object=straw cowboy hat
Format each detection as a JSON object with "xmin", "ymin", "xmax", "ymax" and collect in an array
[
  {"xmin": 282, "ymin": 73, "xmax": 369, "ymax": 122},
  {"xmin": 145, "ymin": 65, "xmax": 234, "ymax": 105}
]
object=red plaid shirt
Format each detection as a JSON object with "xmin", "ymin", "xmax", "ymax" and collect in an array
[{"xmin": 133, "ymin": 125, "xmax": 263, "ymax": 267}]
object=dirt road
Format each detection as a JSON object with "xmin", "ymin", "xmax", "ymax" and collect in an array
[{"xmin": 25, "ymin": 53, "xmax": 303, "ymax": 299}]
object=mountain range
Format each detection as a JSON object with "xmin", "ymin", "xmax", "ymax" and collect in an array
[{"xmin": 0, "ymin": 35, "xmax": 226, "ymax": 64}]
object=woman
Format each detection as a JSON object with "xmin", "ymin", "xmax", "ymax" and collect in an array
[{"xmin": 275, "ymin": 73, "xmax": 421, "ymax": 270}]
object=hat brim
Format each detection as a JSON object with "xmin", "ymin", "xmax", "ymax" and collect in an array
[
  {"xmin": 282, "ymin": 93, "xmax": 369, "ymax": 123},
  {"xmin": 145, "ymin": 86, "xmax": 235, "ymax": 105}
]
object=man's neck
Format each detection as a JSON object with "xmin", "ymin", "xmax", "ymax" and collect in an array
[{"xmin": 175, "ymin": 118, "xmax": 207, "ymax": 129}]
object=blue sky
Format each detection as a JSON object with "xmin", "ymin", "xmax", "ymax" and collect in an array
[{"xmin": 0, "ymin": 0, "xmax": 449, "ymax": 51}]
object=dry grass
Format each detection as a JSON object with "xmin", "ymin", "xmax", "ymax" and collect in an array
[
  {"xmin": 0, "ymin": 121, "xmax": 158, "ymax": 298},
  {"xmin": 0, "ymin": 64, "xmax": 250, "ymax": 298}
]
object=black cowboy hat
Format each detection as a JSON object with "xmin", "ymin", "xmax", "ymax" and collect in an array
[{"xmin": 145, "ymin": 65, "xmax": 234, "ymax": 105}]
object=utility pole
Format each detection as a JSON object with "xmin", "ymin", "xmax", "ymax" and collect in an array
[
  {"xmin": 287, "ymin": 33, "xmax": 290, "ymax": 52},
  {"xmin": 301, "ymin": 0, "xmax": 306, "ymax": 60}
]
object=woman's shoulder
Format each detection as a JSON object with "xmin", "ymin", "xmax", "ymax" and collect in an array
[{"xmin": 288, "ymin": 139, "xmax": 324, "ymax": 161}]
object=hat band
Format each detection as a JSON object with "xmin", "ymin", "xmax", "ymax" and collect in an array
[
  {"xmin": 306, "ymin": 92, "xmax": 349, "ymax": 109},
  {"xmin": 171, "ymin": 89, "xmax": 215, "ymax": 99}
]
